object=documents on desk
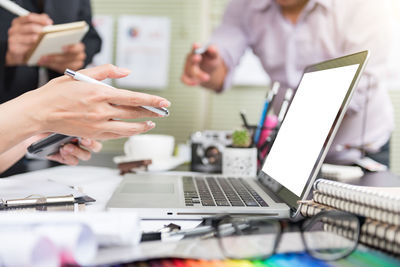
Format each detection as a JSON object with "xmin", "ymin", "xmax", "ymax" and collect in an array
[
  {"xmin": 0, "ymin": 166, "xmax": 203, "ymax": 266},
  {"xmin": 93, "ymin": 232, "xmax": 306, "ymax": 265},
  {"xmin": 0, "ymin": 211, "xmax": 141, "ymax": 266},
  {"xmin": 0, "ymin": 178, "xmax": 89, "ymax": 209},
  {"xmin": 1, "ymin": 165, "xmax": 123, "ymax": 211}
]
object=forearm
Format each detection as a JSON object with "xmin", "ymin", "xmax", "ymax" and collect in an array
[
  {"xmin": 0, "ymin": 91, "xmax": 41, "ymax": 154},
  {"xmin": 200, "ymin": 59, "xmax": 228, "ymax": 92}
]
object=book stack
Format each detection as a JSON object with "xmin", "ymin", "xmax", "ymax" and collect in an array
[{"xmin": 300, "ymin": 179, "xmax": 400, "ymax": 255}]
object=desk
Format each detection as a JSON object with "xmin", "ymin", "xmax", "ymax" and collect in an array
[{"xmin": 3, "ymin": 156, "xmax": 400, "ymax": 266}]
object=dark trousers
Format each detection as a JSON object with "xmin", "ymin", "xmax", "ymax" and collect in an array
[
  {"xmin": 0, "ymin": 157, "xmax": 61, "ymax": 178},
  {"xmin": 366, "ymin": 140, "xmax": 390, "ymax": 167}
]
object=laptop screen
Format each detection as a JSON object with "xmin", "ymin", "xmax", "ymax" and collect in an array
[{"xmin": 259, "ymin": 51, "xmax": 369, "ymax": 212}]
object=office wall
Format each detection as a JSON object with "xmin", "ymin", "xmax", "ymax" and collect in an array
[
  {"xmin": 91, "ymin": 0, "xmax": 400, "ymax": 175},
  {"xmin": 91, "ymin": 0, "xmax": 266, "ymax": 153}
]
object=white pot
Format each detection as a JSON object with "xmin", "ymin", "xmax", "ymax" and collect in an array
[{"xmin": 222, "ymin": 147, "xmax": 257, "ymax": 177}]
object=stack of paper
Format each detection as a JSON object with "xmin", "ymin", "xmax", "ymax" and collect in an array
[{"xmin": 0, "ymin": 212, "xmax": 141, "ymax": 266}]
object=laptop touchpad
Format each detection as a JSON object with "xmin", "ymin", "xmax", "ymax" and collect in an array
[{"xmin": 121, "ymin": 183, "xmax": 174, "ymax": 194}]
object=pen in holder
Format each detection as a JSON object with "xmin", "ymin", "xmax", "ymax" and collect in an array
[
  {"xmin": 257, "ymin": 115, "xmax": 279, "ymax": 166},
  {"xmin": 239, "ymin": 112, "xmax": 279, "ymax": 170},
  {"xmin": 240, "ymin": 88, "xmax": 294, "ymax": 172}
]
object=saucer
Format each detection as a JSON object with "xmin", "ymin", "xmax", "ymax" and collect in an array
[{"xmin": 113, "ymin": 155, "xmax": 187, "ymax": 172}]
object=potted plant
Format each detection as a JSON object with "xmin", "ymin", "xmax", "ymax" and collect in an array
[{"xmin": 222, "ymin": 129, "xmax": 257, "ymax": 177}]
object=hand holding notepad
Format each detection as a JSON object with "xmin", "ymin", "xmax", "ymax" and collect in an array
[
  {"xmin": 5, "ymin": 13, "xmax": 53, "ymax": 65},
  {"xmin": 27, "ymin": 21, "xmax": 89, "ymax": 67},
  {"xmin": 1, "ymin": 0, "xmax": 88, "ymax": 69}
]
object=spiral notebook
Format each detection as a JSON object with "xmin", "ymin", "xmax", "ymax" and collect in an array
[
  {"xmin": 313, "ymin": 179, "xmax": 400, "ymax": 212},
  {"xmin": 300, "ymin": 201, "xmax": 400, "ymax": 254},
  {"xmin": 299, "ymin": 179, "xmax": 400, "ymax": 227}
]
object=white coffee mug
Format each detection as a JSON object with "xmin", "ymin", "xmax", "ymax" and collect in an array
[{"xmin": 123, "ymin": 134, "xmax": 175, "ymax": 161}]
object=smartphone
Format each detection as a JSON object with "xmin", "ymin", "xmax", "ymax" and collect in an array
[{"xmin": 27, "ymin": 133, "xmax": 78, "ymax": 158}]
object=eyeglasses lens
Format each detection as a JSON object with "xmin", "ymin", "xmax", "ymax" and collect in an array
[
  {"xmin": 302, "ymin": 212, "xmax": 359, "ymax": 261},
  {"xmin": 218, "ymin": 219, "xmax": 281, "ymax": 259}
]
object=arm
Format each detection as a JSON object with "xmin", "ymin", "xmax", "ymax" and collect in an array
[
  {"xmin": 0, "ymin": 135, "xmax": 102, "ymax": 173},
  {"xmin": 339, "ymin": 0, "xmax": 396, "ymax": 114},
  {"xmin": 181, "ymin": 0, "xmax": 249, "ymax": 92},
  {"xmin": 0, "ymin": 64, "xmax": 171, "ymax": 155}
]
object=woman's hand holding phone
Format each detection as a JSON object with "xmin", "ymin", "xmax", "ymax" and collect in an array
[
  {"xmin": 47, "ymin": 138, "xmax": 102, "ymax": 165},
  {"xmin": 26, "ymin": 134, "xmax": 102, "ymax": 165}
]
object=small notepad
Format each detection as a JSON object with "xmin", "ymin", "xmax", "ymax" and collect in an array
[{"xmin": 25, "ymin": 21, "xmax": 89, "ymax": 66}]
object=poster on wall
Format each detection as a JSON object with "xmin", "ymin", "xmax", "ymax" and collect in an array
[
  {"xmin": 116, "ymin": 15, "xmax": 171, "ymax": 89},
  {"xmin": 232, "ymin": 49, "xmax": 270, "ymax": 87},
  {"xmin": 88, "ymin": 15, "xmax": 114, "ymax": 84}
]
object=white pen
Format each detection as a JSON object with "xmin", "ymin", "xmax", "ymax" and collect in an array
[
  {"xmin": 193, "ymin": 44, "xmax": 210, "ymax": 55},
  {"xmin": 64, "ymin": 69, "xmax": 169, "ymax": 117},
  {"xmin": 0, "ymin": 0, "xmax": 29, "ymax": 16},
  {"xmin": 278, "ymin": 88, "xmax": 294, "ymax": 124}
]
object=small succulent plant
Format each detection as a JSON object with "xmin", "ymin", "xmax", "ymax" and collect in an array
[{"xmin": 232, "ymin": 129, "xmax": 251, "ymax": 148}]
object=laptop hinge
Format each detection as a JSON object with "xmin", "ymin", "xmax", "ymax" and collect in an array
[{"xmin": 255, "ymin": 180, "xmax": 285, "ymax": 203}]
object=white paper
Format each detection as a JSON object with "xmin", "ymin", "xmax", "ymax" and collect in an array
[
  {"xmin": 116, "ymin": 15, "xmax": 171, "ymax": 89},
  {"xmin": 0, "ymin": 178, "xmax": 85, "ymax": 201},
  {"xmin": 36, "ymin": 224, "xmax": 97, "ymax": 265},
  {"xmin": 27, "ymin": 24, "xmax": 89, "ymax": 66},
  {"xmin": 2, "ymin": 166, "xmax": 123, "ymax": 211},
  {"xmin": 92, "ymin": 232, "xmax": 306, "ymax": 265},
  {"xmin": 0, "ymin": 231, "xmax": 59, "ymax": 267},
  {"xmin": 0, "ymin": 212, "xmax": 141, "ymax": 247},
  {"xmin": 232, "ymin": 49, "xmax": 270, "ymax": 86}
]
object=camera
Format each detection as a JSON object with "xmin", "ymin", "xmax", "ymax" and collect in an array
[{"xmin": 190, "ymin": 130, "xmax": 232, "ymax": 173}]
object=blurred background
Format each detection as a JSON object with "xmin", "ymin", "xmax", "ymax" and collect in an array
[{"xmin": 89, "ymin": 0, "xmax": 400, "ymax": 174}]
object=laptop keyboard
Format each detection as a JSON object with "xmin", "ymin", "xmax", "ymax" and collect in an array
[{"xmin": 182, "ymin": 176, "xmax": 268, "ymax": 207}]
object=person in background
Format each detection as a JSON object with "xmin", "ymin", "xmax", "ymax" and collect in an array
[
  {"xmin": 182, "ymin": 0, "xmax": 398, "ymax": 166},
  {"xmin": 0, "ymin": 64, "xmax": 171, "ymax": 174},
  {"xmin": 0, "ymin": 0, "xmax": 102, "ymax": 175}
]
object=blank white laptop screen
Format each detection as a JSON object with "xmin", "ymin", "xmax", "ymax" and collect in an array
[{"xmin": 262, "ymin": 64, "xmax": 360, "ymax": 196}]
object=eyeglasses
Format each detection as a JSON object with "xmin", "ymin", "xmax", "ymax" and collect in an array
[{"xmin": 205, "ymin": 210, "xmax": 365, "ymax": 261}]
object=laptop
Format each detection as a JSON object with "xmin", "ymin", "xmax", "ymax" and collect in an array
[{"xmin": 107, "ymin": 51, "xmax": 369, "ymax": 220}]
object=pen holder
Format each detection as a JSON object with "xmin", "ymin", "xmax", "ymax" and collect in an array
[{"xmin": 222, "ymin": 146, "xmax": 258, "ymax": 177}]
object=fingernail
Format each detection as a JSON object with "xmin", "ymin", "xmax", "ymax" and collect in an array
[
  {"xmin": 147, "ymin": 121, "xmax": 155, "ymax": 128},
  {"xmin": 81, "ymin": 139, "xmax": 91, "ymax": 146},
  {"xmin": 160, "ymin": 100, "xmax": 171, "ymax": 107},
  {"xmin": 94, "ymin": 143, "xmax": 102, "ymax": 153},
  {"xmin": 116, "ymin": 67, "xmax": 131, "ymax": 75},
  {"xmin": 62, "ymin": 46, "xmax": 69, "ymax": 52}
]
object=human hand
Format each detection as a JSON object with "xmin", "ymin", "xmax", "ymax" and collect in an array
[
  {"xmin": 181, "ymin": 43, "xmax": 222, "ymax": 86},
  {"xmin": 47, "ymin": 138, "xmax": 102, "ymax": 166},
  {"xmin": 20, "ymin": 64, "xmax": 171, "ymax": 140},
  {"xmin": 24, "ymin": 134, "xmax": 102, "ymax": 166},
  {"xmin": 38, "ymin": 43, "xmax": 86, "ymax": 73},
  {"xmin": 6, "ymin": 13, "xmax": 53, "ymax": 66}
]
